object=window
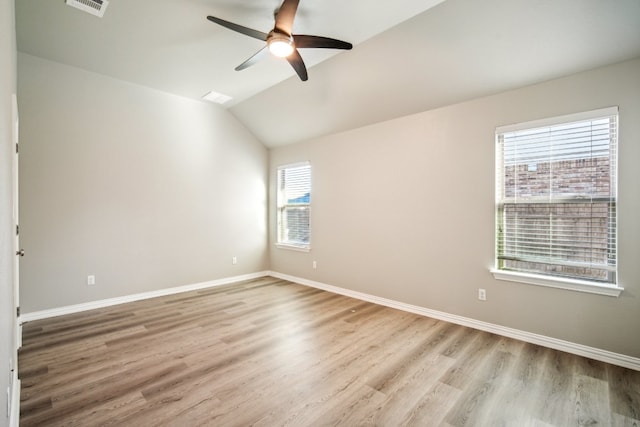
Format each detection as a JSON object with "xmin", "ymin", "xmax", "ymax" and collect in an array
[
  {"xmin": 493, "ymin": 107, "xmax": 620, "ymax": 295},
  {"xmin": 277, "ymin": 162, "xmax": 311, "ymax": 250}
]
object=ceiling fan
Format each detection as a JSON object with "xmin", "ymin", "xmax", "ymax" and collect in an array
[{"xmin": 207, "ymin": 0, "xmax": 352, "ymax": 81}]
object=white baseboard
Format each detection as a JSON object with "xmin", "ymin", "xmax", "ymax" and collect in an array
[
  {"xmin": 10, "ymin": 320, "xmax": 21, "ymax": 426},
  {"xmin": 19, "ymin": 271, "xmax": 270, "ymax": 323},
  {"xmin": 9, "ymin": 375, "xmax": 19, "ymax": 427},
  {"xmin": 269, "ymin": 271, "xmax": 640, "ymax": 371},
  {"xmin": 17, "ymin": 270, "xmax": 639, "ymax": 371}
]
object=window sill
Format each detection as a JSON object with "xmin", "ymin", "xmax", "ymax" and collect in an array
[
  {"xmin": 275, "ymin": 243, "xmax": 310, "ymax": 253},
  {"xmin": 490, "ymin": 269, "xmax": 623, "ymax": 297}
]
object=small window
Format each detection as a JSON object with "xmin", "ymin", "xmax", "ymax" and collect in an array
[
  {"xmin": 494, "ymin": 107, "xmax": 618, "ymax": 289},
  {"xmin": 277, "ymin": 162, "xmax": 311, "ymax": 250}
]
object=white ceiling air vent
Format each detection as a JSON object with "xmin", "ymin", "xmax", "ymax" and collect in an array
[
  {"xmin": 65, "ymin": 0, "xmax": 110, "ymax": 18},
  {"xmin": 202, "ymin": 91, "xmax": 233, "ymax": 105}
]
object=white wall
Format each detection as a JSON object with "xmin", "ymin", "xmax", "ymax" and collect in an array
[
  {"xmin": 269, "ymin": 58, "xmax": 640, "ymax": 358},
  {"xmin": 18, "ymin": 53, "xmax": 269, "ymax": 313},
  {"xmin": 1, "ymin": 0, "xmax": 17, "ymax": 424}
]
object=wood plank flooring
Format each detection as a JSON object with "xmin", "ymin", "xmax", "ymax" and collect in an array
[{"xmin": 19, "ymin": 276, "xmax": 640, "ymax": 426}]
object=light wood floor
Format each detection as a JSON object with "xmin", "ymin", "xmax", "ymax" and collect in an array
[{"xmin": 19, "ymin": 276, "xmax": 640, "ymax": 426}]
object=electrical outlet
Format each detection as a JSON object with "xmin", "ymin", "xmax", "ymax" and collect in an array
[
  {"xmin": 87, "ymin": 275, "xmax": 95, "ymax": 286},
  {"xmin": 232, "ymin": 256, "xmax": 237, "ymax": 265},
  {"xmin": 478, "ymin": 288, "xmax": 487, "ymax": 301},
  {"xmin": 312, "ymin": 261, "xmax": 317, "ymax": 269}
]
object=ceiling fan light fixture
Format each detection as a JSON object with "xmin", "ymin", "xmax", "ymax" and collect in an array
[{"xmin": 268, "ymin": 35, "xmax": 294, "ymax": 58}]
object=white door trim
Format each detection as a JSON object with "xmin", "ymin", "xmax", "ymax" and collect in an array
[
  {"xmin": 11, "ymin": 93, "xmax": 19, "ymax": 348},
  {"xmin": 9, "ymin": 93, "xmax": 21, "ymax": 427}
]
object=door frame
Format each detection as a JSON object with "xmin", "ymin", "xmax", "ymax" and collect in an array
[
  {"xmin": 10, "ymin": 93, "xmax": 21, "ymax": 426},
  {"xmin": 11, "ymin": 93, "xmax": 20, "ymax": 349}
]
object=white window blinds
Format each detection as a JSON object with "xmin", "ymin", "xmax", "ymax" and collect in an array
[
  {"xmin": 495, "ymin": 107, "xmax": 618, "ymax": 284},
  {"xmin": 277, "ymin": 162, "xmax": 311, "ymax": 249}
]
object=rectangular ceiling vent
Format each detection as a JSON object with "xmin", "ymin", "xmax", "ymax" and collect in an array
[
  {"xmin": 202, "ymin": 91, "xmax": 233, "ymax": 105},
  {"xmin": 65, "ymin": 0, "xmax": 109, "ymax": 18}
]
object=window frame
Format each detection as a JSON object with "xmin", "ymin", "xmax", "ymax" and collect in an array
[
  {"xmin": 491, "ymin": 107, "xmax": 623, "ymax": 297},
  {"xmin": 276, "ymin": 161, "xmax": 312, "ymax": 252}
]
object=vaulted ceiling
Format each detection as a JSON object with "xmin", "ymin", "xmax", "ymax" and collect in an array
[{"xmin": 16, "ymin": 0, "xmax": 640, "ymax": 147}]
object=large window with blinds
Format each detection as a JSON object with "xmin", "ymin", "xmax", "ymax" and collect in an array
[
  {"xmin": 277, "ymin": 162, "xmax": 311, "ymax": 250},
  {"xmin": 494, "ymin": 107, "xmax": 618, "ymax": 288}
]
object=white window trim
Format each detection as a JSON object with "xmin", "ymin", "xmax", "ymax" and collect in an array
[
  {"xmin": 493, "ymin": 106, "xmax": 621, "ymax": 297},
  {"xmin": 276, "ymin": 161, "xmax": 311, "ymax": 251},
  {"xmin": 275, "ymin": 243, "xmax": 311, "ymax": 252},
  {"xmin": 490, "ymin": 269, "xmax": 623, "ymax": 297},
  {"xmin": 495, "ymin": 106, "xmax": 619, "ymax": 134}
]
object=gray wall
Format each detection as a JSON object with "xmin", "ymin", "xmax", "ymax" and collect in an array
[
  {"xmin": 269, "ymin": 58, "xmax": 640, "ymax": 358},
  {"xmin": 18, "ymin": 53, "xmax": 269, "ymax": 313},
  {"xmin": 15, "ymin": 48, "xmax": 640, "ymax": 360},
  {"xmin": 1, "ymin": 0, "xmax": 17, "ymax": 425}
]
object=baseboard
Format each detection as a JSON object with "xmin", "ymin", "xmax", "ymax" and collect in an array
[
  {"xmin": 269, "ymin": 271, "xmax": 640, "ymax": 371},
  {"xmin": 18, "ymin": 270, "xmax": 639, "ymax": 371},
  {"xmin": 9, "ymin": 374, "xmax": 20, "ymax": 427},
  {"xmin": 19, "ymin": 271, "xmax": 270, "ymax": 323},
  {"xmin": 10, "ymin": 318, "xmax": 21, "ymax": 426}
]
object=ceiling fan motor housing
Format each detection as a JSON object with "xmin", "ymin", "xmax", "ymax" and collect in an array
[{"xmin": 267, "ymin": 30, "xmax": 295, "ymax": 57}]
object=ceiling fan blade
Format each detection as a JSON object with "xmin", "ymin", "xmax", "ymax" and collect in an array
[
  {"xmin": 274, "ymin": 0, "xmax": 300, "ymax": 35},
  {"xmin": 286, "ymin": 49, "xmax": 308, "ymax": 81},
  {"xmin": 207, "ymin": 16, "xmax": 268, "ymax": 41},
  {"xmin": 235, "ymin": 47, "xmax": 269, "ymax": 71},
  {"xmin": 293, "ymin": 35, "xmax": 353, "ymax": 50}
]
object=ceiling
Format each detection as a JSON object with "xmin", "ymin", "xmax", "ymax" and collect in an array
[{"xmin": 15, "ymin": 0, "xmax": 640, "ymax": 147}]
